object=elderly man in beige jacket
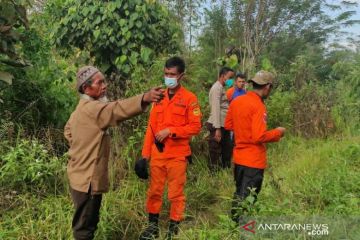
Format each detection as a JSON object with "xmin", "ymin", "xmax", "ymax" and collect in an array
[{"xmin": 64, "ymin": 66, "xmax": 164, "ymax": 240}]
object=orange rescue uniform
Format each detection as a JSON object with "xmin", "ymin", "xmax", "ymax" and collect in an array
[
  {"xmin": 224, "ymin": 91, "xmax": 282, "ymax": 169},
  {"xmin": 226, "ymin": 87, "xmax": 235, "ymax": 102},
  {"xmin": 142, "ymin": 86, "xmax": 201, "ymax": 221}
]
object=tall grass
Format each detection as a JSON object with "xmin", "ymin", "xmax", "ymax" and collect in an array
[{"xmin": 1, "ymin": 134, "xmax": 359, "ymax": 239}]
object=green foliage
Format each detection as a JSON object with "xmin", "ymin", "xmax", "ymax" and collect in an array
[
  {"xmin": 266, "ymin": 136, "xmax": 360, "ymax": 216},
  {"xmin": 198, "ymin": 0, "xmax": 359, "ymax": 73},
  {"xmin": 1, "ymin": 0, "xmax": 360, "ymax": 239},
  {"xmin": 0, "ymin": 138, "xmax": 66, "ymax": 194},
  {"xmin": 195, "ymin": 5, "xmax": 229, "ymax": 80},
  {"xmin": 331, "ymin": 54, "xmax": 360, "ymax": 134},
  {"xmin": 0, "ymin": 195, "xmax": 73, "ymax": 239},
  {"xmin": 0, "ymin": 0, "xmax": 30, "ymax": 102},
  {"xmin": 0, "ymin": 29, "xmax": 78, "ymax": 129},
  {"xmin": 0, "ymin": 0, "xmax": 30, "ymax": 67},
  {"xmin": 53, "ymin": 0, "xmax": 180, "ymax": 77},
  {"xmin": 2, "ymin": 135, "xmax": 359, "ymax": 239},
  {"xmin": 292, "ymin": 83, "xmax": 336, "ymax": 138},
  {"xmin": 216, "ymin": 54, "xmax": 239, "ymax": 70},
  {"xmin": 266, "ymin": 90, "xmax": 296, "ymax": 130},
  {"xmin": 267, "ymin": 48, "xmax": 355, "ymax": 137},
  {"xmin": 191, "ymin": 48, "xmax": 218, "ymax": 87},
  {"xmin": 0, "ymin": 9, "xmax": 78, "ymax": 130},
  {"xmin": 260, "ymin": 56, "xmax": 275, "ymax": 72}
]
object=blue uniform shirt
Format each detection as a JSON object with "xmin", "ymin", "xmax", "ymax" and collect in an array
[{"xmin": 232, "ymin": 88, "xmax": 246, "ymax": 101}]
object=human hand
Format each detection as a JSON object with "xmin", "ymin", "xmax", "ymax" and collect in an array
[
  {"xmin": 155, "ymin": 128, "xmax": 171, "ymax": 142},
  {"xmin": 143, "ymin": 86, "xmax": 165, "ymax": 103},
  {"xmin": 214, "ymin": 129, "xmax": 222, "ymax": 142},
  {"xmin": 276, "ymin": 127, "xmax": 286, "ymax": 137}
]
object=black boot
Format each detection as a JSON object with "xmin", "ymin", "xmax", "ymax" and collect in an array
[
  {"xmin": 139, "ymin": 213, "xmax": 159, "ymax": 240},
  {"xmin": 165, "ymin": 220, "xmax": 179, "ymax": 240}
]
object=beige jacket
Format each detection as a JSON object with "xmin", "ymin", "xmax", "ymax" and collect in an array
[
  {"xmin": 64, "ymin": 94, "xmax": 145, "ymax": 194},
  {"xmin": 207, "ymin": 81, "xmax": 229, "ymax": 128}
]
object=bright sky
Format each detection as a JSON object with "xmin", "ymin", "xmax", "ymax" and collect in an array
[
  {"xmin": 325, "ymin": 0, "xmax": 360, "ymax": 48},
  {"xmin": 325, "ymin": 1, "xmax": 360, "ymax": 32}
]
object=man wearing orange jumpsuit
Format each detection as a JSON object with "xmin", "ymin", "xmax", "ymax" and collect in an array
[
  {"xmin": 224, "ymin": 70, "xmax": 286, "ymax": 224},
  {"xmin": 138, "ymin": 57, "xmax": 202, "ymax": 240}
]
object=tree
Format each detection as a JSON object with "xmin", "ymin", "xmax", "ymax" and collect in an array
[
  {"xmin": 0, "ymin": 0, "xmax": 31, "ymax": 86},
  {"xmin": 53, "ymin": 0, "xmax": 181, "ymax": 96},
  {"xmin": 226, "ymin": 0, "xmax": 359, "ymax": 72},
  {"xmin": 0, "ymin": 1, "xmax": 78, "ymax": 132},
  {"xmin": 196, "ymin": 5, "xmax": 229, "ymax": 68},
  {"xmin": 162, "ymin": 0, "xmax": 205, "ymax": 56}
]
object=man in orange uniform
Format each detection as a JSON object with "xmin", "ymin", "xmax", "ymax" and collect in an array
[
  {"xmin": 138, "ymin": 57, "xmax": 202, "ymax": 240},
  {"xmin": 224, "ymin": 70, "xmax": 286, "ymax": 224}
]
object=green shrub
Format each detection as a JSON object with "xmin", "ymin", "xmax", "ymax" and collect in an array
[
  {"xmin": 0, "ymin": 194, "xmax": 73, "ymax": 240},
  {"xmin": 266, "ymin": 90, "xmax": 296, "ymax": 130},
  {"xmin": 265, "ymin": 136, "xmax": 360, "ymax": 216},
  {"xmin": 331, "ymin": 59, "xmax": 360, "ymax": 134},
  {"xmin": 0, "ymin": 138, "xmax": 67, "ymax": 194}
]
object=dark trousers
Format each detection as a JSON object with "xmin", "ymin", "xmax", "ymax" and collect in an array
[
  {"xmin": 70, "ymin": 187, "xmax": 102, "ymax": 240},
  {"xmin": 206, "ymin": 122, "xmax": 233, "ymax": 171},
  {"xmin": 231, "ymin": 164, "xmax": 264, "ymax": 222}
]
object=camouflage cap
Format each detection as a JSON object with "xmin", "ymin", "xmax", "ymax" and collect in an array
[
  {"xmin": 76, "ymin": 66, "xmax": 99, "ymax": 91},
  {"xmin": 251, "ymin": 70, "xmax": 274, "ymax": 85}
]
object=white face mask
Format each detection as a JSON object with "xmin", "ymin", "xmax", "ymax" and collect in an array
[{"xmin": 164, "ymin": 77, "xmax": 178, "ymax": 89}]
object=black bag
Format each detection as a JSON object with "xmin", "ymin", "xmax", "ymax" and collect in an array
[{"xmin": 134, "ymin": 158, "xmax": 149, "ymax": 179}]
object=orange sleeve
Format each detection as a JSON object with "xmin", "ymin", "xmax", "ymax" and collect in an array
[
  {"xmin": 141, "ymin": 104, "xmax": 157, "ymax": 158},
  {"xmin": 251, "ymin": 106, "xmax": 281, "ymax": 143},
  {"xmin": 224, "ymin": 102, "xmax": 233, "ymax": 130},
  {"xmin": 226, "ymin": 88, "xmax": 233, "ymax": 102},
  {"xmin": 168, "ymin": 95, "xmax": 202, "ymax": 138}
]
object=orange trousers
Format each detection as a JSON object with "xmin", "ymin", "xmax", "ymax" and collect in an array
[{"xmin": 146, "ymin": 156, "xmax": 187, "ymax": 221}]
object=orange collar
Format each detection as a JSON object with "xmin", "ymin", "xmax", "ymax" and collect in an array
[{"xmin": 165, "ymin": 85, "xmax": 184, "ymax": 102}]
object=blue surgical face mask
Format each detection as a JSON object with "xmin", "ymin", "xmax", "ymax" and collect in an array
[
  {"xmin": 225, "ymin": 78, "xmax": 234, "ymax": 87},
  {"xmin": 164, "ymin": 77, "xmax": 178, "ymax": 89}
]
